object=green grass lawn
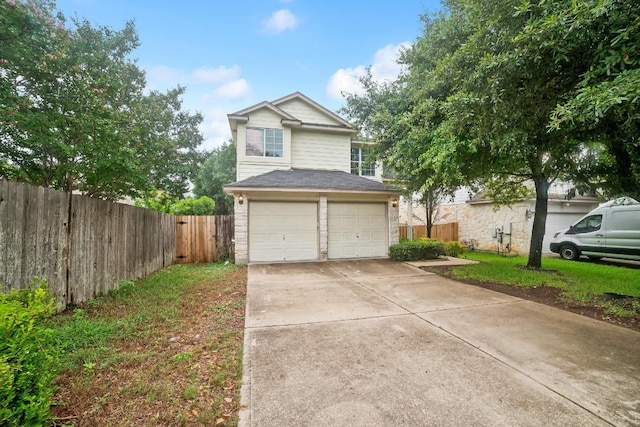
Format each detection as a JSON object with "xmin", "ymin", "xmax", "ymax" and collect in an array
[
  {"xmin": 48, "ymin": 262, "xmax": 247, "ymax": 426},
  {"xmin": 452, "ymin": 252, "xmax": 640, "ymax": 316}
]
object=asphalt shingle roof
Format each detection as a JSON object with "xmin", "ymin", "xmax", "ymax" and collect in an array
[{"xmin": 225, "ymin": 169, "xmax": 401, "ymax": 193}]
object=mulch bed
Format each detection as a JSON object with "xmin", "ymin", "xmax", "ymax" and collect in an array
[{"xmin": 421, "ymin": 265, "xmax": 640, "ymax": 333}]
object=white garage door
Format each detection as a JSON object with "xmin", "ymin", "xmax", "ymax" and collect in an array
[
  {"xmin": 328, "ymin": 203, "xmax": 387, "ymax": 259},
  {"xmin": 543, "ymin": 212, "xmax": 585, "ymax": 252},
  {"xmin": 249, "ymin": 202, "xmax": 318, "ymax": 262}
]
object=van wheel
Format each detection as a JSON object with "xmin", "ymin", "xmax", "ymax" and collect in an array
[{"xmin": 559, "ymin": 244, "xmax": 580, "ymax": 260}]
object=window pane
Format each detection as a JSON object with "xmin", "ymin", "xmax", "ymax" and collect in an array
[
  {"xmin": 351, "ymin": 161, "xmax": 359, "ymax": 175},
  {"xmin": 351, "ymin": 147, "xmax": 360, "ymax": 162},
  {"xmin": 350, "ymin": 147, "xmax": 360, "ymax": 175},
  {"xmin": 264, "ymin": 129, "xmax": 283, "ymax": 157},
  {"xmin": 362, "ymin": 163, "xmax": 375, "ymax": 176},
  {"xmin": 361, "ymin": 147, "xmax": 375, "ymax": 176},
  {"xmin": 246, "ymin": 128, "xmax": 264, "ymax": 156}
]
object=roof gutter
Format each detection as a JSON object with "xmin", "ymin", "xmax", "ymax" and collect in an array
[{"xmin": 223, "ymin": 186, "xmax": 401, "ymax": 195}]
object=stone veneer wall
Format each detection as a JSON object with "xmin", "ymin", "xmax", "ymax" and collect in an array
[
  {"xmin": 436, "ymin": 203, "xmax": 533, "ymax": 254},
  {"xmin": 389, "ymin": 201, "xmax": 400, "ymax": 247},
  {"xmin": 233, "ymin": 196, "xmax": 249, "ymax": 264},
  {"xmin": 402, "ymin": 199, "xmax": 601, "ymax": 255},
  {"xmin": 401, "ymin": 201, "xmax": 533, "ymax": 254},
  {"xmin": 319, "ymin": 197, "xmax": 328, "ymax": 261}
]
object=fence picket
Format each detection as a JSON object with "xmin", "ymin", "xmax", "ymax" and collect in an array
[
  {"xmin": 175, "ymin": 215, "xmax": 234, "ymax": 264},
  {"xmin": 0, "ymin": 180, "xmax": 176, "ymax": 309},
  {"xmin": 399, "ymin": 223, "xmax": 459, "ymax": 242}
]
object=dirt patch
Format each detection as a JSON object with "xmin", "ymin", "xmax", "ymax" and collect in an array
[
  {"xmin": 51, "ymin": 267, "xmax": 247, "ymax": 427},
  {"xmin": 422, "ymin": 265, "xmax": 640, "ymax": 333}
]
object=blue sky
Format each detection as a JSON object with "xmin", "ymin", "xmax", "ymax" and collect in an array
[{"xmin": 55, "ymin": 0, "xmax": 442, "ymax": 151}]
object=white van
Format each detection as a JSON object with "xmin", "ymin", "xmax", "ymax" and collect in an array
[{"xmin": 549, "ymin": 197, "xmax": 640, "ymax": 261}]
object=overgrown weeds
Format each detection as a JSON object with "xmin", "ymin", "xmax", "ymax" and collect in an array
[{"xmin": 50, "ymin": 262, "xmax": 247, "ymax": 426}]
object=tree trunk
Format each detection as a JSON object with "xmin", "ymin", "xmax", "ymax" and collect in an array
[
  {"xmin": 424, "ymin": 192, "xmax": 437, "ymax": 238},
  {"xmin": 426, "ymin": 204, "xmax": 433, "ymax": 238},
  {"xmin": 527, "ymin": 176, "xmax": 550, "ymax": 268}
]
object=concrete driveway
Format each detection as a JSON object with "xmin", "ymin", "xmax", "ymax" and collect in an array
[{"xmin": 240, "ymin": 259, "xmax": 640, "ymax": 427}]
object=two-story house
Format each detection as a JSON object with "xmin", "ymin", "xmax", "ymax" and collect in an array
[{"xmin": 224, "ymin": 92, "xmax": 401, "ymax": 264}]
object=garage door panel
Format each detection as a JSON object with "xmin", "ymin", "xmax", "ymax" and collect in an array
[
  {"xmin": 328, "ymin": 203, "xmax": 387, "ymax": 259},
  {"xmin": 249, "ymin": 202, "xmax": 318, "ymax": 262}
]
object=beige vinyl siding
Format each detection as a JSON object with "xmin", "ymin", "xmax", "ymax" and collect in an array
[
  {"xmin": 277, "ymin": 99, "xmax": 340, "ymax": 126},
  {"xmin": 237, "ymin": 163, "xmax": 290, "ymax": 181},
  {"xmin": 291, "ymin": 131, "xmax": 350, "ymax": 172},
  {"xmin": 245, "ymin": 109, "xmax": 284, "ymax": 128}
]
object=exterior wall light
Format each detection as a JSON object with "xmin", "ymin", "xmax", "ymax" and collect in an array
[
  {"xmin": 238, "ymin": 195, "xmax": 244, "ymax": 205},
  {"xmin": 392, "ymin": 198, "xmax": 398, "ymax": 208}
]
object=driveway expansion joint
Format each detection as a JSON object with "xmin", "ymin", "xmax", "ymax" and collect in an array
[
  {"xmin": 329, "ymin": 263, "xmax": 618, "ymax": 426},
  {"xmin": 410, "ymin": 299, "xmax": 526, "ymax": 315},
  {"xmin": 242, "ymin": 260, "xmax": 638, "ymax": 427},
  {"xmin": 246, "ymin": 312, "xmax": 414, "ymax": 330},
  {"xmin": 415, "ymin": 312, "xmax": 618, "ymax": 427}
]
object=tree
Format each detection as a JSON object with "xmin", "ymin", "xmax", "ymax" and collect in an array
[
  {"xmin": 134, "ymin": 191, "xmax": 177, "ymax": 214},
  {"xmin": 434, "ymin": 1, "xmax": 590, "ymax": 268},
  {"xmin": 0, "ymin": 1, "xmax": 204, "ymax": 200},
  {"xmin": 170, "ymin": 196, "xmax": 216, "ymax": 215},
  {"xmin": 539, "ymin": 0, "xmax": 640, "ymax": 200},
  {"xmin": 344, "ymin": 0, "xmax": 639, "ymax": 268},
  {"xmin": 136, "ymin": 194, "xmax": 216, "ymax": 216},
  {"xmin": 341, "ymin": 12, "xmax": 468, "ymax": 239},
  {"xmin": 437, "ymin": 0, "xmax": 640, "ymax": 266},
  {"xmin": 192, "ymin": 142, "xmax": 236, "ymax": 215}
]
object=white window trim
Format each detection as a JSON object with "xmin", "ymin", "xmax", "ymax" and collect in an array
[
  {"xmin": 351, "ymin": 146, "xmax": 375, "ymax": 177},
  {"xmin": 246, "ymin": 127, "xmax": 284, "ymax": 158}
]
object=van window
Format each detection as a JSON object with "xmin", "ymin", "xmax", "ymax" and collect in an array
[
  {"xmin": 611, "ymin": 211, "xmax": 640, "ymax": 231},
  {"xmin": 573, "ymin": 214, "xmax": 602, "ymax": 233}
]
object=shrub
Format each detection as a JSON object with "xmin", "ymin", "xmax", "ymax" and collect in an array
[
  {"xmin": 389, "ymin": 239, "xmax": 446, "ymax": 261},
  {"xmin": 0, "ymin": 279, "xmax": 58, "ymax": 427},
  {"xmin": 444, "ymin": 241, "xmax": 465, "ymax": 257}
]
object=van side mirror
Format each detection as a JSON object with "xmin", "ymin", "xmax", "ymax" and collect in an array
[{"xmin": 566, "ymin": 225, "xmax": 576, "ymax": 235}]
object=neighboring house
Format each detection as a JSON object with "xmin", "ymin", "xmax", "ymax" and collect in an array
[
  {"xmin": 400, "ymin": 184, "xmax": 601, "ymax": 254},
  {"xmin": 224, "ymin": 92, "xmax": 401, "ymax": 264}
]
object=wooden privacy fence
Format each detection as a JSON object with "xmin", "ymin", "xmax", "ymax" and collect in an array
[
  {"xmin": 399, "ymin": 222, "xmax": 459, "ymax": 242},
  {"xmin": 0, "ymin": 180, "xmax": 175, "ymax": 309},
  {"xmin": 175, "ymin": 215, "xmax": 234, "ymax": 263}
]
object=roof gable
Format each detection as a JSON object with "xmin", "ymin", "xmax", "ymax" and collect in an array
[
  {"xmin": 229, "ymin": 101, "xmax": 297, "ymax": 121},
  {"xmin": 228, "ymin": 92, "xmax": 353, "ymax": 133},
  {"xmin": 271, "ymin": 92, "xmax": 352, "ymax": 128}
]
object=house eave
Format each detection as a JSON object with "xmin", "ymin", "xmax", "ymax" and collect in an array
[
  {"xmin": 224, "ymin": 186, "xmax": 400, "ymax": 196},
  {"xmin": 299, "ymin": 123, "xmax": 355, "ymax": 134}
]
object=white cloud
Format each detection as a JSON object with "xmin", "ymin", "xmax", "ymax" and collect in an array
[
  {"xmin": 325, "ymin": 66, "xmax": 368, "ymax": 100},
  {"xmin": 263, "ymin": 9, "xmax": 299, "ymax": 34},
  {"xmin": 325, "ymin": 42, "xmax": 411, "ymax": 101},
  {"xmin": 192, "ymin": 65, "xmax": 241, "ymax": 83},
  {"xmin": 204, "ymin": 79, "xmax": 251, "ymax": 100},
  {"xmin": 199, "ymin": 107, "xmax": 233, "ymax": 150},
  {"xmin": 370, "ymin": 43, "xmax": 410, "ymax": 81}
]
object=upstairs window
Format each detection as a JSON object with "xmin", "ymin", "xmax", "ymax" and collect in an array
[
  {"xmin": 351, "ymin": 146, "xmax": 375, "ymax": 176},
  {"xmin": 246, "ymin": 128, "xmax": 283, "ymax": 157}
]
